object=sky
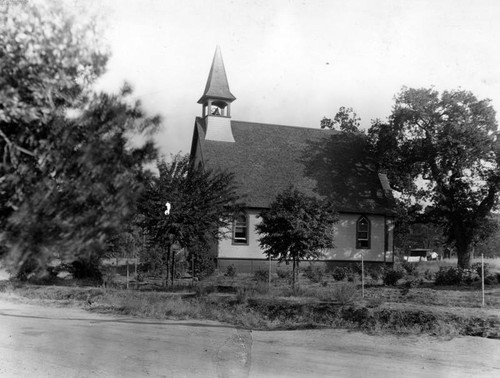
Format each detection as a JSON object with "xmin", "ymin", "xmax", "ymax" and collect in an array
[{"xmin": 90, "ymin": 0, "xmax": 500, "ymax": 156}]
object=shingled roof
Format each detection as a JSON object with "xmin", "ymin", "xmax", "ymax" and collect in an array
[{"xmin": 191, "ymin": 118, "xmax": 396, "ymax": 215}]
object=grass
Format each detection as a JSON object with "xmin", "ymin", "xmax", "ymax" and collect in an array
[{"xmin": 1, "ymin": 259, "xmax": 500, "ymax": 338}]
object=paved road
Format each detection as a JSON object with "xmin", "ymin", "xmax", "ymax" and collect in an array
[{"xmin": 0, "ymin": 298, "xmax": 499, "ymax": 377}]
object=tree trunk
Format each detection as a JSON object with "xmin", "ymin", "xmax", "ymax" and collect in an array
[
  {"xmin": 292, "ymin": 259, "xmax": 296, "ymax": 289},
  {"xmin": 165, "ymin": 245, "xmax": 170, "ymax": 287},
  {"xmin": 455, "ymin": 233, "xmax": 472, "ymax": 269},
  {"xmin": 170, "ymin": 246, "xmax": 175, "ymax": 287},
  {"xmin": 457, "ymin": 246, "xmax": 472, "ymax": 269},
  {"xmin": 453, "ymin": 219, "xmax": 472, "ymax": 269}
]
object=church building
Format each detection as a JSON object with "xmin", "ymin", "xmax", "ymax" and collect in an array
[{"xmin": 190, "ymin": 47, "xmax": 396, "ymax": 272}]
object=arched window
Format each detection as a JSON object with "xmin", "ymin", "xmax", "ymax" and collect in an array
[
  {"xmin": 356, "ymin": 216, "xmax": 371, "ymax": 249},
  {"xmin": 233, "ymin": 213, "xmax": 248, "ymax": 244}
]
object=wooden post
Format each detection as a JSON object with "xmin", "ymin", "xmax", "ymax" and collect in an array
[
  {"xmin": 482, "ymin": 253, "xmax": 485, "ymax": 307},
  {"xmin": 192, "ymin": 255, "xmax": 195, "ymax": 285},
  {"xmin": 126, "ymin": 258, "xmax": 129, "ymax": 290},
  {"xmin": 268, "ymin": 254, "xmax": 271, "ymax": 292},
  {"xmin": 361, "ymin": 255, "xmax": 364, "ymax": 299}
]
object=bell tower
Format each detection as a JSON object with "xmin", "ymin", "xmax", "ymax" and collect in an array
[{"xmin": 198, "ymin": 46, "xmax": 236, "ymax": 142}]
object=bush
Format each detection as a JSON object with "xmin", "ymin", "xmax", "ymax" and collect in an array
[
  {"xmin": 224, "ymin": 264, "xmax": 236, "ymax": 278},
  {"xmin": 485, "ymin": 275, "xmax": 496, "ymax": 285},
  {"xmin": 401, "ymin": 261, "xmax": 419, "ymax": 276},
  {"xmin": 383, "ymin": 269, "xmax": 404, "ymax": 286},
  {"xmin": 332, "ymin": 282, "xmax": 359, "ymax": 305},
  {"xmin": 254, "ymin": 269, "xmax": 268, "ymax": 282},
  {"xmin": 332, "ymin": 266, "xmax": 349, "ymax": 281},
  {"xmin": 471, "ymin": 262, "xmax": 490, "ymax": 278},
  {"xmin": 367, "ymin": 267, "xmax": 382, "ymax": 281},
  {"xmin": 276, "ymin": 269, "xmax": 291, "ymax": 280},
  {"xmin": 424, "ymin": 269, "xmax": 434, "ymax": 281},
  {"xmin": 70, "ymin": 258, "xmax": 103, "ymax": 281},
  {"xmin": 434, "ymin": 267, "xmax": 463, "ymax": 286},
  {"xmin": 304, "ymin": 265, "xmax": 324, "ymax": 283}
]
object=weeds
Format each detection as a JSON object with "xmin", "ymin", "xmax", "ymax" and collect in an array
[{"xmin": 383, "ymin": 269, "xmax": 404, "ymax": 286}]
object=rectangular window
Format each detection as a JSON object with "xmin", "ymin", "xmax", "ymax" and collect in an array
[{"xmin": 233, "ymin": 214, "xmax": 248, "ymax": 244}]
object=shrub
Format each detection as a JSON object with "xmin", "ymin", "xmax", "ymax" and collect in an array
[
  {"xmin": 254, "ymin": 269, "xmax": 268, "ymax": 282},
  {"xmin": 332, "ymin": 282, "xmax": 359, "ymax": 305},
  {"xmin": 383, "ymin": 269, "xmax": 404, "ymax": 286},
  {"xmin": 424, "ymin": 269, "xmax": 434, "ymax": 281},
  {"xmin": 367, "ymin": 267, "xmax": 383, "ymax": 281},
  {"xmin": 224, "ymin": 264, "xmax": 236, "ymax": 278},
  {"xmin": 471, "ymin": 262, "xmax": 490, "ymax": 278},
  {"xmin": 71, "ymin": 258, "xmax": 103, "ymax": 281},
  {"xmin": 304, "ymin": 265, "xmax": 324, "ymax": 283},
  {"xmin": 276, "ymin": 269, "xmax": 291, "ymax": 280},
  {"xmin": 332, "ymin": 266, "xmax": 348, "ymax": 281},
  {"xmin": 401, "ymin": 261, "xmax": 419, "ymax": 276},
  {"xmin": 485, "ymin": 275, "xmax": 496, "ymax": 285},
  {"xmin": 497, "ymin": 272, "xmax": 500, "ymax": 284},
  {"xmin": 434, "ymin": 267, "xmax": 463, "ymax": 286}
]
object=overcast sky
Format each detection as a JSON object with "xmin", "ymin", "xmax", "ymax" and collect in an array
[{"xmin": 93, "ymin": 0, "xmax": 500, "ymax": 156}]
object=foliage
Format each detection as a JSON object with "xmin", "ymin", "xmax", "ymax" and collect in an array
[
  {"xmin": 254, "ymin": 269, "xmax": 269, "ymax": 282},
  {"xmin": 224, "ymin": 264, "xmax": 236, "ymax": 278},
  {"xmin": 138, "ymin": 154, "xmax": 240, "ymax": 283},
  {"xmin": 321, "ymin": 107, "xmax": 361, "ymax": 133},
  {"xmin": 434, "ymin": 267, "xmax": 464, "ymax": 286},
  {"xmin": 474, "ymin": 215, "xmax": 500, "ymax": 258},
  {"xmin": 276, "ymin": 269, "xmax": 291, "ymax": 280},
  {"xmin": 471, "ymin": 262, "xmax": 490, "ymax": 278},
  {"xmin": 188, "ymin": 243, "xmax": 217, "ymax": 279},
  {"xmin": 401, "ymin": 261, "xmax": 419, "ymax": 276},
  {"xmin": 0, "ymin": 2, "xmax": 158, "ymax": 276},
  {"xmin": 366, "ymin": 267, "xmax": 383, "ymax": 281},
  {"xmin": 303, "ymin": 265, "xmax": 324, "ymax": 283},
  {"xmin": 331, "ymin": 282, "xmax": 359, "ymax": 305},
  {"xmin": 369, "ymin": 88, "xmax": 500, "ymax": 269},
  {"xmin": 256, "ymin": 187, "xmax": 338, "ymax": 288},
  {"xmin": 331, "ymin": 266, "xmax": 349, "ymax": 281},
  {"xmin": 382, "ymin": 269, "xmax": 404, "ymax": 286}
]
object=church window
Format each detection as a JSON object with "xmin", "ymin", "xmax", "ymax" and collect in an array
[
  {"xmin": 233, "ymin": 213, "xmax": 248, "ymax": 244},
  {"xmin": 356, "ymin": 216, "xmax": 371, "ymax": 249}
]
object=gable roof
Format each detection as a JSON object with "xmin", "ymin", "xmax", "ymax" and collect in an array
[
  {"xmin": 198, "ymin": 46, "xmax": 236, "ymax": 104},
  {"xmin": 191, "ymin": 118, "xmax": 396, "ymax": 215}
]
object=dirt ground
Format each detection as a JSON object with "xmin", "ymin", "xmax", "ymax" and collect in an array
[{"xmin": 1, "ymin": 297, "xmax": 499, "ymax": 378}]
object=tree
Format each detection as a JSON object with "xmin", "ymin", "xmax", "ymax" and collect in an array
[
  {"xmin": 0, "ymin": 2, "xmax": 159, "ymax": 276},
  {"xmin": 369, "ymin": 87, "xmax": 500, "ymax": 268},
  {"xmin": 255, "ymin": 187, "xmax": 338, "ymax": 288},
  {"xmin": 321, "ymin": 106, "xmax": 361, "ymax": 133},
  {"xmin": 138, "ymin": 154, "xmax": 240, "ymax": 284}
]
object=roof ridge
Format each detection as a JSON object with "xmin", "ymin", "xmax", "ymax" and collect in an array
[{"xmin": 230, "ymin": 119, "xmax": 341, "ymax": 133}]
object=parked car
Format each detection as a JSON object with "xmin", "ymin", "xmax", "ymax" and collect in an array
[{"xmin": 404, "ymin": 249, "xmax": 439, "ymax": 262}]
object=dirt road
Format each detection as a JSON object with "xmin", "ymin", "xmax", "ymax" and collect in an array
[{"xmin": 0, "ymin": 297, "xmax": 499, "ymax": 377}]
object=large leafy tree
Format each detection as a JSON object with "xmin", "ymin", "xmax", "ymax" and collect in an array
[
  {"xmin": 369, "ymin": 87, "xmax": 500, "ymax": 268},
  {"xmin": 321, "ymin": 106, "xmax": 361, "ymax": 133},
  {"xmin": 0, "ymin": 2, "xmax": 159, "ymax": 275},
  {"xmin": 139, "ymin": 154, "xmax": 240, "ymax": 284},
  {"xmin": 256, "ymin": 187, "xmax": 337, "ymax": 288}
]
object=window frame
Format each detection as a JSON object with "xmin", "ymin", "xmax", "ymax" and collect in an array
[
  {"xmin": 232, "ymin": 212, "xmax": 249, "ymax": 245},
  {"xmin": 356, "ymin": 215, "xmax": 371, "ymax": 249}
]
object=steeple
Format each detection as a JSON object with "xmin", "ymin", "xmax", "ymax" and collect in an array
[
  {"xmin": 198, "ymin": 46, "xmax": 236, "ymax": 118},
  {"xmin": 198, "ymin": 47, "xmax": 236, "ymax": 142}
]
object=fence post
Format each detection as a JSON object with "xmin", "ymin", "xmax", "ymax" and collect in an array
[
  {"xmin": 361, "ymin": 255, "xmax": 364, "ymax": 299},
  {"xmin": 268, "ymin": 254, "xmax": 271, "ymax": 292},
  {"xmin": 482, "ymin": 253, "xmax": 485, "ymax": 307}
]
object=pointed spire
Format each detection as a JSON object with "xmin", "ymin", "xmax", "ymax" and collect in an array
[{"xmin": 198, "ymin": 46, "xmax": 236, "ymax": 104}]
